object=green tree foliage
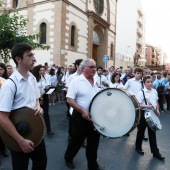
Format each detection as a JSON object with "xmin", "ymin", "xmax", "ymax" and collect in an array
[{"xmin": 0, "ymin": 5, "xmax": 50, "ymax": 63}]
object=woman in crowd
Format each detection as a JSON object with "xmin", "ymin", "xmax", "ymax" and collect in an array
[
  {"xmin": 49, "ymin": 68, "xmax": 57, "ymax": 105},
  {"xmin": 109, "ymin": 72, "xmax": 124, "ymax": 88},
  {"xmin": 56, "ymin": 67, "xmax": 65, "ymax": 103},
  {"xmin": 32, "ymin": 65, "xmax": 54, "ymax": 136}
]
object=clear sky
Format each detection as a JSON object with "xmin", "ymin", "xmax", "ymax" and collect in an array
[{"xmin": 141, "ymin": 0, "xmax": 170, "ymax": 61}]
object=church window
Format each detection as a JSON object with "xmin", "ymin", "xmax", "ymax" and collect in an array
[
  {"xmin": 93, "ymin": 0, "xmax": 104, "ymax": 14},
  {"xmin": 93, "ymin": 31, "xmax": 99, "ymax": 45},
  {"xmin": 40, "ymin": 22, "xmax": 47, "ymax": 44},
  {"xmin": 71, "ymin": 25, "xmax": 75, "ymax": 47},
  {"xmin": 13, "ymin": 0, "xmax": 18, "ymax": 8}
]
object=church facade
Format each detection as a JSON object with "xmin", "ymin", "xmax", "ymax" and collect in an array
[{"xmin": 6, "ymin": 0, "xmax": 117, "ymax": 68}]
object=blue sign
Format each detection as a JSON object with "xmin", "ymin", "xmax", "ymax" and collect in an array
[{"xmin": 103, "ymin": 55, "xmax": 109, "ymax": 63}]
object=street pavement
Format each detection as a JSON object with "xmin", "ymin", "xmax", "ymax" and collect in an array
[{"xmin": 0, "ymin": 103, "xmax": 170, "ymax": 170}]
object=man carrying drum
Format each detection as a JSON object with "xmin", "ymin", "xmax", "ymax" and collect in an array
[
  {"xmin": 135, "ymin": 75, "xmax": 165, "ymax": 161},
  {"xmin": 0, "ymin": 43, "xmax": 47, "ymax": 170},
  {"xmin": 64, "ymin": 59, "xmax": 103, "ymax": 170}
]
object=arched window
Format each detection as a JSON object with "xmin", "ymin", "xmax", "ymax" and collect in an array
[
  {"xmin": 71, "ymin": 25, "xmax": 75, "ymax": 47},
  {"xmin": 13, "ymin": 0, "xmax": 18, "ymax": 8},
  {"xmin": 40, "ymin": 23, "xmax": 47, "ymax": 44},
  {"xmin": 93, "ymin": 31, "xmax": 99, "ymax": 45}
]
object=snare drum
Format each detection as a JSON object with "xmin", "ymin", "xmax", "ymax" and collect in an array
[
  {"xmin": 144, "ymin": 110, "xmax": 162, "ymax": 132},
  {"xmin": 89, "ymin": 88, "xmax": 141, "ymax": 138}
]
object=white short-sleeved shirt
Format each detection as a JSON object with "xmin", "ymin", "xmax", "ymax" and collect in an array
[
  {"xmin": 66, "ymin": 74, "xmax": 100, "ymax": 111},
  {"xmin": 124, "ymin": 77, "xmax": 143, "ymax": 97},
  {"xmin": 66, "ymin": 72, "xmax": 79, "ymax": 87},
  {"xmin": 109, "ymin": 82, "xmax": 124, "ymax": 88},
  {"xmin": 136, "ymin": 87, "xmax": 158, "ymax": 110},
  {"xmin": 0, "ymin": 70, "xmax": 40, "ymax": 112},
  {"xmin": 37, "ymin": 76, "xmax": 50, "ymax": 95},
  {"xmin": 93, "ymin": 74, "xmax": 108, "ymax": 88}
]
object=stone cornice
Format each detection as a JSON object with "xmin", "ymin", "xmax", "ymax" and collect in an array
[{"xmin": 87, "ymin": 10, "xmax": 110, "ymax": 28}]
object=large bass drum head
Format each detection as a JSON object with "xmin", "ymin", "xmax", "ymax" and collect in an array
[{"xmin": 90, "ymin": 88, "xmax": 136, "ymax": 138}]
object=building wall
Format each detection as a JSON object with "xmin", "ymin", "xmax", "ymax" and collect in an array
[{"xmin": 3, "ymin": 0, "xmax": 117, "ymax": 68}]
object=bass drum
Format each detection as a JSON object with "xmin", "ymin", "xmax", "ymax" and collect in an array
[{"xmin": 90, "ymin": 88, "xmax": 141, "ymax": 138}]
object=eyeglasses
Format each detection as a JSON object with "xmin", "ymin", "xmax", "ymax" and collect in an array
[{"xmin": 84, "ymin": 66, "xmax": 96, "ymax": 69}]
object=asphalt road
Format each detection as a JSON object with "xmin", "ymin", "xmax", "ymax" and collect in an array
[{"xmin": 0, "ymin": 103, "xmax": 170, "ymax": 170}]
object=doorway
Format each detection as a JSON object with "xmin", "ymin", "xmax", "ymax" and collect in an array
[{"xmin": 92, "ymin": 43, "xmax": 99, "ymax": 64}]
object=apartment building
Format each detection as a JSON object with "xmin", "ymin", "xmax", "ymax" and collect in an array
[
  {"xmin": 115, "ymin": 0, "xmax": 146, "ymax": 69},
  {"xmin": 1, "ymin": 0, "xmax": 117, "ymax": 68}
]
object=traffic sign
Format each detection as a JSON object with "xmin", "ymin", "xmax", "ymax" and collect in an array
[{"xmin": 103, "ymin": 55, "xmax": 109, "ymax": 63}]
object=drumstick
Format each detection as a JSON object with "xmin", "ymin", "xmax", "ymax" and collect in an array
[{"xmin": 91, "ymin": 119, "xmax": 105, "ymax": 130}]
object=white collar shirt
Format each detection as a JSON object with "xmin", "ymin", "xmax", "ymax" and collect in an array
[
  {"xmin": 37, "ymin": 76, "xmax": 50, "ymax": 95},
  {"xmin": 0, "ymin": 70, "xmax": 40, "ymax": 112},
  {"xmin": 136, "ymin": 87, "xmax": 158, "ymax": 110},
  {"xmin": 66, "ymin": 72, "xmax": 80, "ymax": 87},
  {"xmin": 93, "ymin": 74, "xmax": 108, "ymax": 88},
  {"xmin": 109, "ymin": 82, "xmax": 124, "ymax": 88},
  {"xmin": 66, "ymin": 74, "xmax": 100, "ymax": 111},
  {"xmin": 124, "ymin": 77, "xmax": 143, "ymax": 97}
]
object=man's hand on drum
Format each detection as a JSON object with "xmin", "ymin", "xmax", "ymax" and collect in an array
[
  {"xmin": 35, "ymin": 105, "xmax": 44, "ymax": 115},
  {"xmin": 81, "ymin": 110, "xmax": 91, "ymax": 121},
  {"xmin": 146, "ymin": 104, "xmax": 153, "ymax": 109},
  {"xmin": 18, "ymin": 138, "xmax": 34, "ymax": 153},
  {"xmin": 156, "ymin": 109, "xmax": 160, "ymax": 116}
]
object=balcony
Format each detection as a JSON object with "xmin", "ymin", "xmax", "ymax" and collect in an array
[
  {"xmin": 136, "ymin": 38, "xmax": 142, "ymax": 46},
  {"xmin": 137, "ymin": 8, "xmax": 143, "ymax": 16},
  {"xmin": 137, "ymin": 28, "xmax": 142, "ymax": 37},
  {"xmin": 137, "ymin": 17, "xmax": 143, "ymax": 26}
]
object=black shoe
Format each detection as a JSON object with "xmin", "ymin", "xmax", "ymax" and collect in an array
[
  {"xmin": 135, "ymin": 148, "xmax": 144, "ymax": 154},
  {"xmin": 47, "ymin": 131, "xmax": 54, "ymax": 136},
  {"xmin": 1, "ymin": 148, "xmax": 9, "ymax": 157},
  {"xmin": 153, "ymin": 153, "xmax": 165, "ymax": 161},
  {"xmin": 143, "ymin": 136, "xmax": 148, "ymax": 141},
  {"xmin": 66, "ymin": 161, "xmax": 75, "ymax": 169}
]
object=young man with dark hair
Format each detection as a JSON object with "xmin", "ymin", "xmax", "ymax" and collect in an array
[
  {"xmin": 135, "ymin": 75, "xmax": 165, "ymax": 161},
  {"xmin": 0, "ymin": 43, "xmax": 47, "ymax": 170}
]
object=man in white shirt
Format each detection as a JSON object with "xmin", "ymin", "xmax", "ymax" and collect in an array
[
  {"xmin": 64, "ymin": 59, "xmax": 103, "ymax": 170},
  {"xmin": 0, "ymin": 43, "xmax": 46, "ymax": 170},
  {"xmin": 94, "ymin": 66, "xmax": 109, "ymax": 89},
  {"xmin": 135, "ymin": 75, "xmax": 165, "ymax": 160}
]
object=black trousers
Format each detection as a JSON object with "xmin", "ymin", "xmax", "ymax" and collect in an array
[
  {"xmin": 165, "ymin": 94, "xmax": 170, "ymax": 110},
  {"xmin": 10, "ymin": 139, "xmax": 47, "ymax": 170},
  {"xmin": 64, "ymin": 110, "xmax": 100, "ymax": 169},
  {"xmin": 42, "ymin": 94, "xmax": 52, "ymax": 132},
  {"xmin": 135, "ymin": 110, "xmax": 159, "ymax": 154},
  {"xmin": 158, "ymin": 93, "xmax": 164, "ymax": 111}
]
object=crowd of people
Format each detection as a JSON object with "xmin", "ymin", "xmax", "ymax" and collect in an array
[{"xmin": 0, "ymin": 43, "xmax": 168, "ymax": 170}]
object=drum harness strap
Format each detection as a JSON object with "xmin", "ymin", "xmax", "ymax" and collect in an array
[
  {"xmin": 141, "ymin": 90, "xmax": 147, "ymax": 105},
  {"xmin": 8, "ymin": 78, "xmax": 17, "ymax": 100}
]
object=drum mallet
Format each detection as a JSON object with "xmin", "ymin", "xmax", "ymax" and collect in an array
[{"xmin": 91, "ymin": 119, "xmax": 105, "ymax": 130}]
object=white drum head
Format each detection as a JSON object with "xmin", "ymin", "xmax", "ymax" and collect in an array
[
  {"xmin": 90, "ymin": 88, "xmax": 136, "ymax": 138},
  {"xmin": 145, "ymin": 110, "xmax": 162, "ymax": 131}
]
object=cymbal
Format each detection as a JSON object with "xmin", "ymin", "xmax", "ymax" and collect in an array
[{"xmin": 0, "ymin": 107, "xmax": 45, "ymax": 152}]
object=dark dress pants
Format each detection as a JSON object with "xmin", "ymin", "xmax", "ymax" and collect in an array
[
  {"xmin": 0, "ymin": 137, "xmax": 6, "ymax": 151},
  {"xmin": 158, "ymin": 93, "xmax": 164, "ymax": 111},
  {"xmin": 165, "ymin": 94, "xmax": 170, "ymax": 110},
  {"xmin": 135, "ymin": 110, "xmax": 159, "ymax": 154},
  {"xmin": 64, "ymin": 110, "xmax": 100, "ymax": 169},
  {"xmin": 10, "ymin": 139, "xmax": 47, "ymax": 170},
  {"xmin": 42, "ymin": 94, "xmax": 52, "ymax": 132}
]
